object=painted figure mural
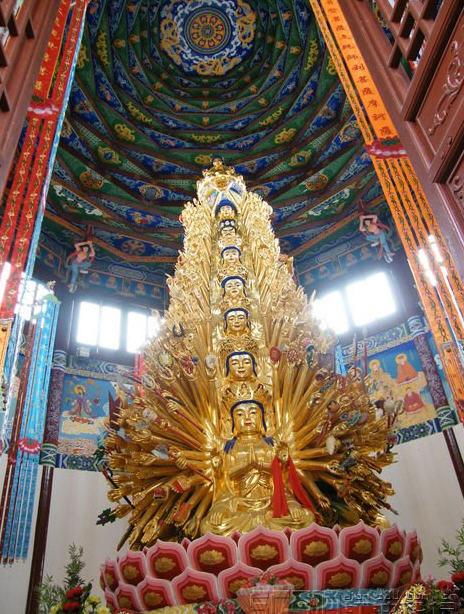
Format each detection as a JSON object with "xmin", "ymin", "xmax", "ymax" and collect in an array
[
  {"xmin": 366, "ymin": 344, "xmax": 435, "ymax": 430},
  {"xmin": 359, "ymin": 214, "xmax": 395, "ymax": 263},
  {"xmin": 66, "ymin": 240, "xmax": 95, "ymax": 293}
]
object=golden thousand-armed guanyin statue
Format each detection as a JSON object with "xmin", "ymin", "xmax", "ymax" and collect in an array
[{"xmin": 106, "ymin": 160, "xmax": 394, "ymax": 549}]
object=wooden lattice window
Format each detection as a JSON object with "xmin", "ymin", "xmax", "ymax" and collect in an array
[
  {"xmin": 373, "ymin": 0, "xmax": 444, "ymax": 78},
  {"xmin": 0, "ymin": 0, "xmax": 36, "ymax": 109}
]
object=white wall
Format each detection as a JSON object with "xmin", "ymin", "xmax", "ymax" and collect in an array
[
  {"xmin": 383, "ymin": 425, "xmax": 464, "ymax": 579},
  {"xmin": 1, "ymin": 425, "xmax": 463, "ymax": 613},
  {"xmin": 0, "ymin": 459, "xmax": 126, "ymax": 614}
]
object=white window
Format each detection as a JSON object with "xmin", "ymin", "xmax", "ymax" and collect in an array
[
  {"xmin": 14, "ymin": 273, "xmax": 49, "ymax": 321},
  {"xmin": 346, "ymin": 271, "xmax": 396, "ymax": 327},
  {"xmin": 0, "ymin": 262, "xmax": 11, "ymax": 304},
  {"xmin": 99, "ymin": 305, "xmax": 121, "ymax": 350},
  {"xmin": 313, "ymin": 290, "xmax": 349, "ymax": 335},
  {"xmin": 76, "ymin": 301, "xmax": 121, "ymax": 350},
  {"xmin": 127, "ymin": 311, "xmax": 160, "ymax": 353},
  {"xmin": 314, "ymin": 270, "xmax": 397, "ymax": 335}
]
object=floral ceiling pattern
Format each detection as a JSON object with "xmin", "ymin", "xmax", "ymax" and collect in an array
[{"xmin": 41, "ymin": 0, "xmax": 387, "ymax": 279}]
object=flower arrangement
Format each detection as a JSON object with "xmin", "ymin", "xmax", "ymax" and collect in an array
[
  {"xmin": 242, "ymin": 572, "xmax": 285, "ymax": 589},
  {"xmin": 237, "ymin": 572, "xmax": 293, "ymax": 614},
  {"xmin": 438, "ymin": 518, "xmax": 464, "ymax": 606},
  {"xmin": 421, "ymin": 578, "xmax": 460, "ymax": 614},
  {"xmin": 37, "ymin": 544, "xmax": 110, "ymax": 614}
]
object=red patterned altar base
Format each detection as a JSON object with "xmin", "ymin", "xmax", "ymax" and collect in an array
[{"xmin": 101, "ymin": 523, "xmax": 421, "ymax": 612}]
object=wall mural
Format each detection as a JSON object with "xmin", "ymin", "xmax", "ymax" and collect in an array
[
  {"xmin": 57, "ymin": 373, "xmax": 115, "ymax": 457},
  {"xmin": 342, "ymin": 318, "xmax": 459, "ymax": 445},
  {"xmin": 366, "ymin": 341, "xmax": 436, "ymax": 430}
]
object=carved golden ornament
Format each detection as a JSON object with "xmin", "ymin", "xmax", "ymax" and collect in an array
[
  {"xmin": 371, "ymin": 571, "xmax": 388, "ymax": 586},
  {"xmin": 250, "ymin": 544, "xmax": 278, "ymax": 560},
  {"xmin": 305, "ymin": 39, "xmax": 319, "ymax": 72},
  {"xmin": 79, "ymin": 170, "xmax": 104, "ymax": 190},
  {"xmin": 274, "ymin": 128, "xmax": 296, "ymax": 144},
  {"xmin": 399, "ymin": 571, "xmax": 412, "ymax": 585},
  {"xmin": 259, "ymin": 106, "xmax": 284, "ymax": 127},
  {"xmin": 195, "ymin": 154, "xmax": 213, "ymax": 165},
  {"xmin": 304, "ymin": 541, "xmax": 329, "ymax": 557},
  {"xmin": 388, "ymin": 541, "xmax": 403, "ymax": 556},
  {"xmin": 96, "ymin": 30, "xmax": 110, "ymax": 66},
  {"xmin": 198, "ymin": 549, "xmax": 226, "ymax": 565},
  {"xmin": 181, "ymin": 585, "xmax": 207, "ymax": 601},
  {"xmin": 97, "ymin": 146, "xmax": 121, "ymax": 166},
  {"xmin": 289, "ymin": 150, "xmax": 313, "ymax": 167},
  {"xmin": 352, "ymin": 538, "xmax": 373, "ymax": 555},
  {"xmin": 228, "ymin": 578, "xmax": 248, "ymax": 595},
  {"xmin": 76, "ymin": 44, "xmax": 89, "ymax": 69},
  {"xmin": 327, "ymin": 572, "xmax": 352, "ymax": 588},
  {"xmin": 191, "ymin": 134, "xmax": 221, "ymax": 144},
  {"xmin": 60, "ymin": 119, "xmax": 72, "ymax": 139},
  {"xmin": 139, "ymin": 184, "xmax": 163, "ymax": 199},
  {"xmin": 104, "ymin": 572, "xmax": 116, "ymax": 587},
  {"xmin": 326, "ymin": 56, "xmax": 337, "ymax": 75},
  {"xmin": 283, "ymin": 576, "xmax": 304, "ymax": 589},
  {"xmin": 114, "ymin": 123, "xmax": 135, "ymax": 142},
  {"xmin": 411, "ymin": 544, "xmax": 420, "ymax": 560},
  {"xmin": 390, "ymin": 583, "xmax": 428, "ymax": 614},
  {"xmin": 127, "ymin": 101, "xmax": 152, "ymax": 124},
  {"xmin": 122, "ymin": 564, "xmax": 139, "ymax": 581},
  {"xmin": 113, "ymin": 38, "xmax": 125, "ymax": 47},
  {"xmin": 305, "ymin": 172, "xmax": 329, "ymax": 191},
  {"xmin": 145, "ymin": 591, "xmax": 164, "ymax": 607},
  {"xmin": 119, "ymin": 596, "xmax": 133, "ymax": 609},
  {"xmin": 154, "ymin": 556, "xmax": 176, "ymax": 573}
]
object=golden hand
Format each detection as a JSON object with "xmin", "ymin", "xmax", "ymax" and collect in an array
[
  {"xmin": 211, "ymin": 454, "xmax": 222, "ymax": 470},
  {"xmin": 170, "ymin": 448, "xmax": 188, "ymax": 470},
  {"xmin": 316, "ymin": 494, "xmax": 331, "ymax": 510},
  {"xmin": 289, "ymin": 505, "xmax": 305, "ymax": 521},
  {"xmin": 275, "ymin": 442, "xmax": 289, "ymax": 463}
]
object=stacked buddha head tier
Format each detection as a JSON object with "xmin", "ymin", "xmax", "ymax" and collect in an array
[{"xmin": 103, "ymin": 161, "xmax": 418, "ymax": 610}]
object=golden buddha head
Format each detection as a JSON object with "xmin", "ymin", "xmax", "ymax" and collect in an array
[
  {"xmin": 223, "ymin": 400, "xmax": 274, "ymax": 453},
  {"xmin": 222, "ymin": 276, "xmax": 246, "ymax": 300},
  {"xmin": 224, "ymin": 308, "xmax": 249, "ymax": 335},
  {"xmin": 226, "ymin": 351, "xmax": 257, "ymax": 381},
  {"xmin": 219, "ymin": 225, "xmax": 239, "ymax": 247},
  {"xmin": 214, "ymin": 199, "xmax": 237, "ymax": 221},
  {"xmin": 231, "ymin": 400, "xmax": 264, "ymax": 435},
  {"xmin": 221, "ymin": 246, "xmax": 241, "ymax": 266}
]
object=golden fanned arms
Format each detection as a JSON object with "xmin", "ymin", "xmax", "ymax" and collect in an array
[{"xmin": 106, "ymin": 160, "xmax": 394, "ymax": 549}]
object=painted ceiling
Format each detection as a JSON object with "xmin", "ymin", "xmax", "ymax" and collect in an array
[{"xmin": 40, "ymin": 0, "xmax": 388, "ymax": 284}]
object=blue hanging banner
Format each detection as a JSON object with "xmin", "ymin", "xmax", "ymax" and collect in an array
[{"xmin": 0, "ymin": 281, "xmax": 60, "ymax": 562}]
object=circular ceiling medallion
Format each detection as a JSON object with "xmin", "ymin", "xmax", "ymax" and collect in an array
[
  {"xmin": 185, "ymin": 8, "xmax": 231, "ymax": 55},
  {"xmin": 159, "ymin": 0, "xmax": 256, "ymax": 76}
]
